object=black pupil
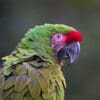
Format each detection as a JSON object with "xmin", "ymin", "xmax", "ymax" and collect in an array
[{"xmin": 57, "ymin": 35, "xmax": 60, "ymax": 39}]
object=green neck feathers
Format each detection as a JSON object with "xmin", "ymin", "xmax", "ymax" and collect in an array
[{"xmin": 2, "ymin": 24, "xmax": 73, "ymax": 75}]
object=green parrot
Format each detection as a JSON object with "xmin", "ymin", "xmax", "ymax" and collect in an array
[{"xmin": 0, "ymin": 24, "xmax": 82, "ymax": 100}]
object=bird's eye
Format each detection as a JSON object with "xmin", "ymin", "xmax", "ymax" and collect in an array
[
  {"xmin": 57, "ymin": 34, "xmax": 60, "ymax": 39},
  {"xmin": 51, "ymin": 33, "xmax": 62, "ymax": 43},
  {"xmin": 56, "ymin": 34, "xmax": 62, "ymax": 39}
]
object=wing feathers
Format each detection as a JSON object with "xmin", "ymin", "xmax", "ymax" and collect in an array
[{"xmin": 0, "ymin": 60, "xmax": 66, "ymax": 100}]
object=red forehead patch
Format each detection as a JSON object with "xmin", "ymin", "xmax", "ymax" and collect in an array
[{"xmin": 64, "ymin": 30, "xmax": 83, "ymax": 43}]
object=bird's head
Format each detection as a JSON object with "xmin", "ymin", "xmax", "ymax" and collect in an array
[
  {"xmin": 2, "ymin": 24, "xmax": 83, "ymax": 76},
  {"xmin": 51, "ymin": 29, "xmax": 82, "ymax": 64}
]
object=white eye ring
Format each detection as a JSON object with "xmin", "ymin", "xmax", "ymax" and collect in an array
[
  {"xmin": 56, "ymin": 34, "xmax": 61, "ymax": 39},
  {"xmin": 56, "ymin": 33, "xmax": 63, "ymax": 41},
  {"xmin": 51, "ymin": 33, "xmax": 63, "ymax": 42}
]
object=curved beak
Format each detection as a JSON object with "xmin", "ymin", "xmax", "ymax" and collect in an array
[{"xmin": 57, "ymin": 42, "xmax": 80, "ymax": 64}]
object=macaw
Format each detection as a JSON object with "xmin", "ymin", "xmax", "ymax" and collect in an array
[{"xmin": 0, "ymin": 24, "xmax": 82, "ymax": 100}]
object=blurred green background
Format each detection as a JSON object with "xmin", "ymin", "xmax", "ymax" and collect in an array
[{"xmin": 0, "ymin": 0, "xmax": 100, "ymax": 100}]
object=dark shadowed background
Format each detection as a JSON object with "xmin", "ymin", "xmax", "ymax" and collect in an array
[{"xmin": 0, "ymin": 0, "xmax": 100, "ymax": 100}]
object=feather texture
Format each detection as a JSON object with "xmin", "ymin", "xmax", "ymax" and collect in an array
[
  {"xmin": 0, "ymin": 24, "xmax": 74, "ymax": 100},
  {"xmin": 0, "ymin": 57, "xmax": 66, "ymax": 100},
  {"xmin": 2, "ymin": 24, "xmax": 73, "ymax": 76}
]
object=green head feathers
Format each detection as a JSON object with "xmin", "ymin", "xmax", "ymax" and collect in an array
[{"xmin": 2, "ymin": 24, "xmax": 73, "ymax": 75}]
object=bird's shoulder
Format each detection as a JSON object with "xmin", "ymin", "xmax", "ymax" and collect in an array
[{"xmin": 0, "ymin": 57, "xmax": 66, "ymax": 100}]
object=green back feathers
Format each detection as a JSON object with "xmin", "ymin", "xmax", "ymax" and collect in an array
[{"xmin": 2, "ymin": 24, "xmax": 73, "ymax": 75}]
